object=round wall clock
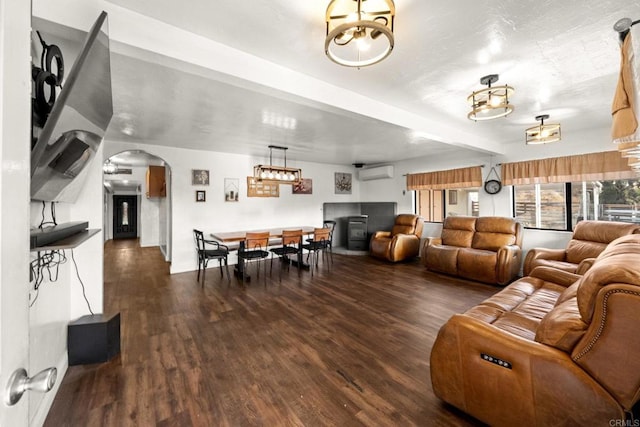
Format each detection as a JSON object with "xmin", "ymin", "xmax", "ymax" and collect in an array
[{"xmin": 484, "ymin": 179, "xmax": 502, "ymax": 195}]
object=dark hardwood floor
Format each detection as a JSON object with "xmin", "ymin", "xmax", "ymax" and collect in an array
[{"xmin": 45, "ymin": 239, "xmax": 497, "ymax": 426}]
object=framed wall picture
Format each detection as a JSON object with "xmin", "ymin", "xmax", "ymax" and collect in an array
[
  {"xmin": 292, "ymin": 178, "xmax": 312, "ymax": 194},
  {"xmin": 192, "ymin": 169, "xmax": 210, "ymax": 186},
  {"xmin": 224, "ymin": 178, "xmax": 239, "ymax": 202},
  {"xmin": 449, "ymin": 189, "xmax": 458, "ymax": 205},
  {"xmin": 196, "ymin": 190, "xmax": 206, "ymax": 202},
  {"xmin": 247, "ymin": 177, "xmax": 279, "ymax": 197},
  {"xmin": 335, "ymin": 172, "xmax": 352, "ymax": 194}
]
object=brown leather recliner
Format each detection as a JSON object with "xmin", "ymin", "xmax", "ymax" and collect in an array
[
  {"xmin": 523, "ymin": 220, "xmax": 640, "ymax": 276},
  {"xmin": 430, "ymin": 233, "xmax": 640, "ymax": 426},
  {"xmin": 369, "ymin": 214, "xmax": 423, "ymax": 262},
  {"xmin": 422, "ymin": 216, "xmax": 523, "ymax": 285}
]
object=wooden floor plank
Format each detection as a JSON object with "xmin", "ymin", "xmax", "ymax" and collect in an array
[{"xmin": 44, "ymin": 239, "xmax": 495, "ymax": 426}]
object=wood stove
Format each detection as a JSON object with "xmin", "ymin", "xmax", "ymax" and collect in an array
[{"xmin": 347, "ymin": 215, "xmax": 368, "ymax": 250}]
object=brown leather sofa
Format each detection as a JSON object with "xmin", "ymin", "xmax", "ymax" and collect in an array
[
  {"xmin": 422, "ymin": 216, "xmax": 523, "ymax": 285},
  {"xmin": 523, "ymin": 219, "xmax": 640, "ymax": 276},
  {"xmin": 430, "ymin": 233, "xmax": 640, "ymax": 426},
  {"xmin": 369, "ymin": 214, "xmax": 423, "ymax": 262}
]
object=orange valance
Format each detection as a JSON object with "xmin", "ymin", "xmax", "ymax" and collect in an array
[
  {"xmin": 407, "ymin": 166, "xmax": 482, "ymax": 190},
  {"xmin": 502, "ymin": 151, "xmax": 636, "ymax": 186}
]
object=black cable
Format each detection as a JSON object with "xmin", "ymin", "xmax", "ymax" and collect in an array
[
  {"xmin": 51, "ymin": 202, "xmax": 57, "ymax": 226},
  {"xmin": 29, "ymin": 249, "xmax": 67, "ymax": 306},
  {"xmin": 38, "ymin": 201, "xmax": 58, "ymax": 229},
  {"xmin": 71, "ymin": 250, "xmax": 94, "ymax": 315}
]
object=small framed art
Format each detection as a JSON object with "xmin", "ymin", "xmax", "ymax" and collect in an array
[
  {"xmin": 292, "ymin": 178, "xmax": 313, "ymax": 195},
  {"xmin": 192, "ymin": 169, "xmax": 210, "ymax": 186},
  {"xmin": 196, "ymin": 190, "xmax": 206, "ymax": 202},
  {"xmin": 335, "ymin": 172, "xmax": 352, "ymax": 194}
]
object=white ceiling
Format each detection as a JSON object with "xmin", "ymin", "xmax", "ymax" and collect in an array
[{"xmin": 36, "ymin": 1, "xmax": 640, "ymax": 168}]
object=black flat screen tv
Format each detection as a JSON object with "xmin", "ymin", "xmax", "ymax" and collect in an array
[{"xmin": 30, "ymin": 11, "xmax": 113, "ymax": 202}]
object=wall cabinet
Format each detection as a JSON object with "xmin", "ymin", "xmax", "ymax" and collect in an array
[{"xmin": 146, "ymin": 166, "xmax": 166, "ymax": 198}]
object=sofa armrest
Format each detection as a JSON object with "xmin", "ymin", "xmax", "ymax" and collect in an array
[
  {"xmin": 421, "ymin": 237, "xmax": 442, "ymax": 266},
  {"xmin": 529, "ymin": 266, "xmax": 581, "ymax": 288},
  {"xmin": 431, "ymin": 314, "xmax": 624, "ymax": 425},
  {"xmin": 575, "ymin": 257, "xmax": 596, "ymax": 275},
  {"xmin": 372, "ymin": 230, "xmax": 391, "ymax": 239},
  {"xmin": 496, "ymin": 244, "xmax": 522, "ymax": 285},
  {"xmin": 388, "ymin": 233, "xmax": 420, "ymax": 261},
  {"xmin": 523, "ymin": 248, "xmax": 568, "ymax": 276},
  {"xmin": 423, "ymin": 236, "xmax": 442, "ymax": 247}
]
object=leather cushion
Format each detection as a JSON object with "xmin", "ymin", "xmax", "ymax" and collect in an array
[
  {"xmin": 572, "ymin": 220, "xmax": 640, "ymax": 243},
  {"xmin": 565, "ymin": 240, "xmax": 608, "ymax": 264},
  {"xmin": 472, "ymin": 231, "xmax": 516, "ymax": 251},
  {"xmin": 395, "ymin": 214, "xmax": 419, "ymax": 226},
  {"xmin": 535, "ymin": 297, "xmax": 588, "ymax": 352},
  {"xmin": 530, "ymin": 259, "xmax": 579, "ymax": 274},
  {"xmin": 457, "ymin": 248, "xmax": 497, "ymax": 283},
  {"xmin": 392, "ymin": 224, "xmax": 415, "ymax": 235},
  {"xmin": 577, "ymin": 235, "xmax": 640, "ymax": 321},
  {"xmin": 475, "ymin": 216, "xmax": 518, "ymax": 234},
  {"xmin": 425, "ymin": 245, "xmax": 459, "ymax": 275},
  {"xmin": 441, "ymin": 228, "xmax": 474, "ymax": 247}
]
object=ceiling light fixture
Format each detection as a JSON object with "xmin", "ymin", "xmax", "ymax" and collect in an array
[
  {"xmin": 525, "ymin": 114, "xmax": 561, "ymax": 145},
  {"xmin": 103, "ymin": 160, "xmax": 117, "ymax": 174},
  {"xmin": 467, "ymin": 74, "xmax": 514, "ymax": 121},
  {"xmin": 325, "ymin": 0, "xmax": 395, "ymax": 68},
  {"xmin": 254, "ymin": 145, "xmax": 302, "ymax": 184}
]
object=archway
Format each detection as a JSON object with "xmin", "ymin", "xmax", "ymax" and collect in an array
[{"xmin": 102, "ymin": 150, "xmax": 172, "ymax": 261}]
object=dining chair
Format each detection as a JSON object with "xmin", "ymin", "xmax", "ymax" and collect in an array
[
  {"xmin": 237, "ymin": 231, "xmax": 271, "ymax": 283},
  {"xmin": 193, "ymin": 229, "xmax": 230, "ymax": 286},
  {"xmin": 269, "ymin": 229, "xmax": 303, "ymax": 281},
  {"xmin": 322, "ymin": 220, "xmax": 336, "ymax": 259},
  {"xmin": 302, "ymin": 227, "xmax": 332, "ymax": 276}
]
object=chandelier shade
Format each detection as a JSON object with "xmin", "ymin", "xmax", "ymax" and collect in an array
[
  {"xmin": 325, "ymin": 0, "xmax": 395, "ymax": 67},
  {"xmin": 525, "ymin": 114, "xmax": 561, "ymax": 145},
  {"xmin": 467, "ymin": 74, "xmax": 514, "ymax": 121},
  {"xmin": 254, "ymin": 145, "xmax": 302, "ymax": 184}
]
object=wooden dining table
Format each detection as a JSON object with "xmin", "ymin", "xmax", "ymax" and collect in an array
[{"xmin": 210, "ymin": 226, "xmax": 316, "ymax": 280}]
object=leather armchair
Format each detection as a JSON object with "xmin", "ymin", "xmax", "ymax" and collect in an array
[
  {"xmin": 369, "ymin": 214, "xmax": 423, "ymax": 262},
  {"xmin": 523, "ymin": 220, "xmax": 640, "ymax": 276},
  {"xmin": 431, "ymin": 233, "xmax": 640, "ymax": 426}
]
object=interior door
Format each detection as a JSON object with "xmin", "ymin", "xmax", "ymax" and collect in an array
[
  {"xmin": 0, "ymin": 0, "xmax": 31, "ymax": 424},
  {"xmin": 113, "ymin": 195, "xmax": 138, "ymax": 239}
]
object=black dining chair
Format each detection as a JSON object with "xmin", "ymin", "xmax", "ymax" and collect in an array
[
  {"xmin": 302, "ymin": 227, "xmax": 331, "ymax": 276},
  {"xmin": 193, "ymin": 229, "xmax": 230, "ymax": 286},
  {"xmin": 270, "ymin": 229, "xmax": 303, "ymax": 281},
  {"xmin": 323, "ymin": 220, "xmax": 336, "ymax": 258},
  {"xmin": 237, "ymin": 231, "xmax": 271, "ymax": 284}
]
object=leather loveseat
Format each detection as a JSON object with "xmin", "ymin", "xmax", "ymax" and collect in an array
[
  {"xmin": 430, "ymin": 233, "xmax": 640, "ymax": 426},
  {"xmin": 370, "ymin": 214, "xmax": 423, "ymax": 262},
  {"xmin": 422, "ymin": 216, "xmax": 523, "ymax": 285},
  {"xmin": 523, "ymin": 219, "xmax": 640, "ymax": 276}
]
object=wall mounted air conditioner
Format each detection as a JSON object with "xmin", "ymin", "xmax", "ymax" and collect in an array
[{"xmin": 358, "ymin": 165, "xmax": 394, "ymax": 181}]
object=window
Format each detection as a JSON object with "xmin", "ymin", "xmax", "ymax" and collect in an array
[
  {"xmin": 514, "ymin": 179, "xmax": 640, "ymax": 230},
  {"xmin": 416, "ymin": 188, "xmax": 480, "ymax": 221},
  {"xmin": 408, "ymin": 166, "xmax": 483, "ymax": 222},
  {"xmin": 416, "ymin": 189, "xmax": 443, "ymax": 222}
]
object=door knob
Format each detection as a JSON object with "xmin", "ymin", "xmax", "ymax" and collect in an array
[{"xmin": 5, "ymin": 367, "xmax": 57, "ymax": 406}]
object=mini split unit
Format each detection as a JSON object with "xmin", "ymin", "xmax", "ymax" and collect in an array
[{"xmin": 358, "ymin": 165, "xmax": 394, "ymax": 181}]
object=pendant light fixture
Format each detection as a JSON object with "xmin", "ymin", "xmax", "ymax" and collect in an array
[
  {"xmin": 253, "ymin": 145, "xmax": 302, "ymax": 184},
  {"xmin": 525, "ymin": 114, "xmax": 561, "ymax": 145},
  {"xmin": 325, "ymin": 0, "xmax": 395, "ymax": 67},
  {"xmin": 467, "ymin": 74, "xmax": 514, "ymax": 121}
]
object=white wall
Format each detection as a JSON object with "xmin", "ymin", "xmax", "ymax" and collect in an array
[{"xmin": 104, "ymin": 140, "xmax": 361, "ymax": 274}]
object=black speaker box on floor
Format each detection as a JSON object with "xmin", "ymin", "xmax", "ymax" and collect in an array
[{"xmin": 68, "ymin": 313, "xmax": 120, "ymax": 365}]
